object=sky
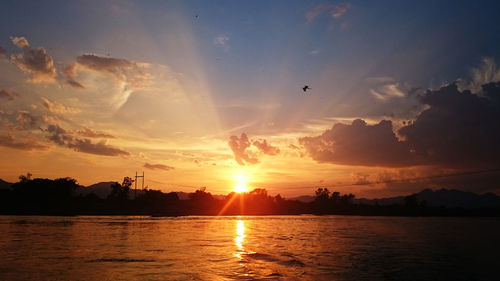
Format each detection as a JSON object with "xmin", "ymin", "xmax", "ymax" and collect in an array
[{"xmin": 1, "ymin": 0, "xmax": 500, "ymax": 198}]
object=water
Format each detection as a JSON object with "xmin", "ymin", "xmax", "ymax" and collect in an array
[{"xmin": 0, "ymin": 215, "xmax": 498, "ymax": 280}]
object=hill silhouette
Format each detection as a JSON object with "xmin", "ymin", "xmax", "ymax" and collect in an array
[
  {"xmin": 355, "ymin": 189, "xmax": 500, "ymax": 208},
  {"xmin": 0, "ymin": 179, "xmax": 12, "ymax": 190}
]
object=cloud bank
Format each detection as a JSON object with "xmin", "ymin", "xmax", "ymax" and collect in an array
[{"xmin": 301, "ymin": 82, "xmax": 500, "ymax": 169}]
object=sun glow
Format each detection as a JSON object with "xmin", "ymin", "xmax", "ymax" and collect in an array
[
  {"xmin": 234, "ymin": 173, "xmax": 249, "ymax": 193},
  {"xmin": 234, "ymin": 183, "xmax": 248, "ymax": 193}
]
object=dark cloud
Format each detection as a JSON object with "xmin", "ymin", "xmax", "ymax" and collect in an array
[
  {"xmin": 0, "ymin": 134, "xmax": 47, "ymax": 150},
  {"xmin": 62, "ymin": 64, "xmax": 85, "ymax": 89},
  {"xmin": 68, "ymin": 138, "xmax": 129, "ymax": 156},
  {"xmin": 10, "ymin": 37, "xmax": 57, "ymax": 83},
  {"xmin": 299, "ymin": 119, "xmax": 415, "ymax": 167},
  {"xmin": 144, "ymin": 163, "xmax": 175, "ymax": 171},
  {"xmin": 300, "ymin": 82, "xmax": 500, "ymax": 169},
  {"xmin": 75, "ymin": 54, "xmax": 137, "ymax": 82},
  {"xmin": 66, "ymin": 54, "xmax": 151, "ymax": 88},
  {"xmin": 228, "ymin": 133, "xmax": 258, "ymax": 165},
  {"xmin": 253, "ymin": 139, "xmax": 280, "ymax": 155},
  {"xmin": 65, "ymin": 79, "xmax": 85, "ymax": 89},
  {"xmin": 76, "ymin": 54, "xmax": 135, "ymax": 73},
  {"xmin": 16, "ymin": 111, "xmax": 40, "ymax": 129},
  {"xmin": 45, "ymin": 123, "xmax": 129, "ymax": 156},
  {"xmin": 398, "ymin": 82, "xmax": 500, "ymax": 168},
  {"xmin": 0, "ymin": 89, "xmax": 17, "ymax": 100},
  {"xmin": 46, "ymin": 124, "xmax": 71, "ymax": 145},
  {"xmin": 0, "ymin": 46, "xmax": 7, "ymax": 57}
]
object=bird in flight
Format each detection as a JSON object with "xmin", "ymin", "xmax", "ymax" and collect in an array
[{"xmin": 302, "ymin": 85, "xmax": 311, "ymax": 92}]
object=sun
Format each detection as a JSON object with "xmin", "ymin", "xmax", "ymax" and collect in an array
[
  {"xmin": 234, "ymin": 183, "xmax": 248, "ymax": 193},
  {"xmin": 233, "ymin": 172, "xmax": 249, "ymax": 193}
]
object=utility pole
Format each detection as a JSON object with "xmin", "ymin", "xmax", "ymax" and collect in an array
[{"xmin": 134, "ymin": 171, "xmax": 144, "ymax": 198}]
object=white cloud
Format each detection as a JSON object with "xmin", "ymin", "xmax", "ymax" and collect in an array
[
  {"xmin": 306, "ymin": 2, "xmax": 351, "ymax": 22},
  {"xmin": 213, "ymin": 34, "xmax": 230, "ymax": 52}
]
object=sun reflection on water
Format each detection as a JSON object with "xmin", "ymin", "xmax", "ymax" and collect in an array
[{"xmin": 234, "ymin": 220, "xmax": 245, "ymax": 259}]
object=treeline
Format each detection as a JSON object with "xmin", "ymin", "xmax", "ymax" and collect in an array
[{"xmin": 0, "ymin": 175, "xmax": 499, "ymax": 216}]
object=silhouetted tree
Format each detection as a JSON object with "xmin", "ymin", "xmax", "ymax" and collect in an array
[
  {"xmin": 315, "ymin": 188, "xmax": 330, "ymax": 201},
  {"xmin": 18, "ymin": 172, "xmax": 32, "ymax": 183},
  {"xmin": 107, "ymin": 177, "xmax": 133, "ymax": 201},
  {"xmin": 405, "ymin": 194, "xmax": 418, "ymax": 207}
]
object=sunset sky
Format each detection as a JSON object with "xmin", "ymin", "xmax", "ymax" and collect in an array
[{"xmin": 1, "ymin": 0, "xmax": 500, "ymax": 198}]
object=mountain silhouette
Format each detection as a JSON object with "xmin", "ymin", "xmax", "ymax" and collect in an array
[
  {"xmin": 355, "ymin": 189, "xmax": 500, "ymax": 208},
  {"xmin": 75, "ymin": 181, "xmax": 116, "ymax": 198}
]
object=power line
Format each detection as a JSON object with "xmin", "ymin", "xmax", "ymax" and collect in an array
[
  {"xmin": 261, "ymin": 168, "xmax": 500, "ymax": 191},
  {"xmin": 146, "ymin": 168, "xmax": 500, "ymax": 194}
]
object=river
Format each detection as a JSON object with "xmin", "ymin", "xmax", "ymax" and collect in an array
[{"xmin": 0, "ymin": 215, "xmax": 498, "ymax": 280}]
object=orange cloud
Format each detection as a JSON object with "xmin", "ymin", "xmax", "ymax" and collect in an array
[
  {"xmin": 41, "ymin": 97, "xmax": 80, "ymax": 115},
  {"xmin": 228, "ymin": 133, "xmax": 280, "ymax": 165}
]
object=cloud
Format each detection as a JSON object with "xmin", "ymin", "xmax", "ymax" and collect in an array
[
  {"xmin": 46, "ymin": 124, "xmax": 71, "ymax": 145},
  {"xmin": 65, "ymin": 79, "xmax": 85, "ymax": 89},
  {"xmin": 10, "ymin": 37, "xmax": 57, "ymax": 83},
  {"xmin": 228, "ymin": 133, "xmax": 258, "ymax": 165},
  {"xmin": 306, "ymin": 2, "xmax": 351, "ymax": 22},
  {"xmin": 213, "ymin": 35, "xmax": 230, "ymax": 52},
  {"xmin": 370, "ymin": 83, "xmax": 406, "ymax": 101},
  {"xmin": 1, "ymin": 95, "xmax": 126, "ymax": 156},
  {"xmin": 0, "ymin": 134, "xmax": 47, "ymax": 150},
  {"xmin": 16, "ymin": 110, "xmax": 40, "ymax": 129},
  {"xmin": 331, "ymin": 2, "xmax": 351, "ymax": 18},
  {"xmin": 76, "ymin": 54, "xmax": 136, "ymax": 76},
  {"xmin": 45, "ymin": 123, "xmax": 129, "ymax": 156},
  {"xmin": 68, "ymin": 138, "xmax": 129, "ymax": 156},
  {"xmin": 41, "ymin": 97, "xmax": 80, "ymax": 115},
  {"xmin": 228, "ymin": 133, "xmax": 281, "ymax": 165},
  {"xmin": 65, "ymin": 54, "xmax": 152, "ymax": 90},
  {"xmin": 0, "ymin": 46, "xmax": 7, "ymax": 57},
  {"xmin": 253, "ymin": 139, "xmax": 280, "ymax": 155},
  {"xmin": 76, "ymin": 127, "xmax": 115, "ymax": 138},
  {"xmin": 301, "ymin": 81, "xmax": 500, "ymax": 169},
  {"xmin": 0, "ymin": 89, "xmax": 17, "ymax": 100},
  {"xmin": 10, "ymin": 36, "xmax": 30, "ymax": 49},
  {"xmin": 310, "ymin": 49, "xmax": 320, "ymax": 55},
  {"xmin": 61, "ymin": 64, "xmax": 85, "ymax": 89},
  {"xmin": 467, "ymin": 57, "xmax": 500, "ymax": 93},
  {"xmin": 398, "ymin": 82, "xmax": 500, "ymax": 168},
  {"xmin": 300, "ymin": 119, "xmax": 415, "ymax": 167},
  {"xmin": 144, "ymin": 163, "xmax": 175, "ymax": 171}
]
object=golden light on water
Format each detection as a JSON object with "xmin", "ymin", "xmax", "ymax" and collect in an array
[{"xmin": 234, "ymin": 220, "xmax": 246, "ymax": 259}]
